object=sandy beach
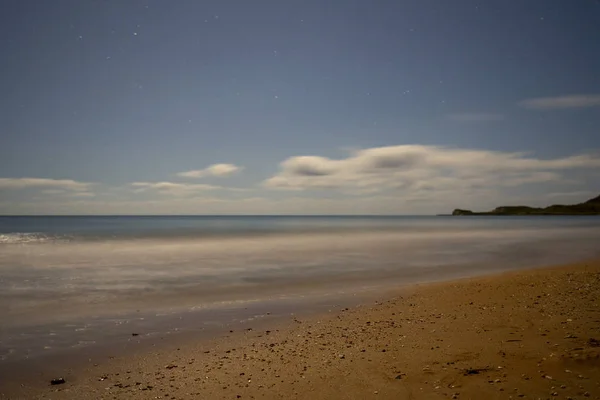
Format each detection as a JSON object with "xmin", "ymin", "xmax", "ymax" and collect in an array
[{"xmin": 2, "ymin": 260, "xmax": 600, "ymax": 400}]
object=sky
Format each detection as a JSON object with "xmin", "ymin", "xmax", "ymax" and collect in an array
[{"xmin": 1, "ymin": 0, "xmax": 600, "ymax": 215}]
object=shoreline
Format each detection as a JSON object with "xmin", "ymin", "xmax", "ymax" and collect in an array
[{"xmin": 2, "ymin": 260, "xmax": 600, "ymax": 399}]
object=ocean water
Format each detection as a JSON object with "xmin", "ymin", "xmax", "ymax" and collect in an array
[{"xmin": 1, "ymin": 215, "xmax": 600, "ymax": 362}]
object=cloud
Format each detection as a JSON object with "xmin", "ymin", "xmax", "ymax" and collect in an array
[
  {"xmin": 41, "ymin": 189, "xmax": 67, "ymax": 194},
  {"xmin": 447, "ymin": 113, "xmax": 505, "ymax": 122},
  {"xmin": 70, "ymin": 192, "xmax": 96, "ymax": 197},
  {"xmin": 131, "ymin": 181, "xmax": 221, "ymax": 196},
  {"xmin": 0, "ymin": 178, "xmax": 91, "ymax": 191},
  {"xmin": 263, "ymin": 145, "xmax": 600, "ymax": 195},
  {"xmin": 519, "ymin": 94, "xmax": 600, "ymax": 110},
  {"xmin": 40, "ymin": 189, "xmax": 96, "ymax": 198},
  {"xmin": 545, "ymin": 190, "xmax": 597, "ymax": 199},
  {"xmin": 177, "ymin": 163, "xmax": 242, "ymax": 178}
]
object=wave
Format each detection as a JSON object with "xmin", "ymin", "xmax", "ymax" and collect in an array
[{"xmin": 0, "ymin": 233, "xmax": 72, "ymax": 245}]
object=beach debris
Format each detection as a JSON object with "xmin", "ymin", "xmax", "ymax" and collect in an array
[
  {"xmin": 395, "ymin": 374, "xmax": 403, "ymax": 380},
  {"xmin": 131, "ymin": 333, "xmax": 139, "ymax": 336},
  {"xmin": 50, "ymin": 378, "xmax": 66, "ymax": 385},
  {"xmin": 463, "ymin": 367, "xmax": 488, "ymax": 375},
  {"xmin": 338, "ymin": 354, "xmax": 345, "ymax": 359}
]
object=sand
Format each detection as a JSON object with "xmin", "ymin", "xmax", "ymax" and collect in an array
[{"xmin": 2, "ymin": 261, "xmax": 600, "ymax": 399}]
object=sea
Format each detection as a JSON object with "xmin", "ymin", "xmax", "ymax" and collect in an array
[{"xmin": 1, "ymin": 215, "xmax": 599, "ymax": 365}]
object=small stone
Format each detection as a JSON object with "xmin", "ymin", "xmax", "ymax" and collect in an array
[
  {"xmin": 50, "ymin": 378, "xmax": 66, "ymax": 385},
  {"xmin": 338, "ymin": 354, "xmax": 345, "ymax": 359},
  {"xmin": 131, "ymin": 333, "xmax": 139, "ymax": 336}
]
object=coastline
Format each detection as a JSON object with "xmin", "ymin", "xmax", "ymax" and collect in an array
[{"xmin": 2, "ymin": 260, "xmax": 600, "ymax": 399}]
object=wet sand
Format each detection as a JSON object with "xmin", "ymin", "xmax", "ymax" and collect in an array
[{"xmin": 2, "ymin": 260, "xmax": 600, "ymax": 399}]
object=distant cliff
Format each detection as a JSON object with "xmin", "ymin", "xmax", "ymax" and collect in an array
[{"xmin": 452, "ymin": 194, "xmax": 600, "ymax": 216}]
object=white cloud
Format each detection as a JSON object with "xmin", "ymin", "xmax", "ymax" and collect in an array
[
  {"xmin": 519, "ymin": 94, "xmax": 600, "ymax": 110},
  {"xmin": 131, "ymin": 181, "xmax": 221, "ymax": 196},
  {"xmin": 40, "ymin": 189, "xmax": 96, "ymax": 198},
  {"xmin": 0, "ymin": 178, "xmax": 91, "ymax": 191},
  {"xmin": 177, "ymin": 163, "xmax": 242, "ymax": 178},
  {"xmin": 70, "ymin": 192, "xmax": 96, "ymax": 198},
  {"xmin": 41, "ymin": 189, "xmax": 67, "ymax": 194},
  {"xmin": 447, "ymin": 113, "xmax": 505, "ymax": 122},
  {"xmin": 263, "ymin": 145, "xmax": 600, "ymax": 196}
]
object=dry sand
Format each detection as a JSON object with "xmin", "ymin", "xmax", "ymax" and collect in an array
[{"xmin": 2, "ymin": 261, "xmax": 600, "ymax": 400}]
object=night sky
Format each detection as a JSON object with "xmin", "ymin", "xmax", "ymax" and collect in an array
[{"xmin": 1, "ymin": 0, "xmax": 600, "ymax": 214}]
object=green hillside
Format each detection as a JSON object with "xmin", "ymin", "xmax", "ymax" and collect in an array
[{"xmin": 452, "ymin": 194, "xmax": 600, "ymax": 216}]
